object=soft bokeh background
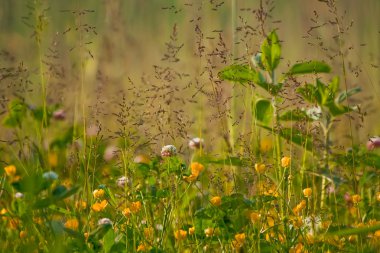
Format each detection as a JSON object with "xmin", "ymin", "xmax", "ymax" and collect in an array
[{"xmin": 0, "ymin": 0, "xmax": 379, "ymax": 154}]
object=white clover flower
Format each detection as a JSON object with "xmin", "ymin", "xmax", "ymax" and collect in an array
[
  {"xmin": 161, "ymin": 145, "xmax": 177, "ymax": 157},
  {"xmin": 98, "ymin": 218, "xmax": 112, "ymax": 226},
  {"xmin": 188, "ymin": 137, "xmax": 204, "ymax": 150},
  {"xmin": 116, "ymin": 176, "xmax": 130, "ymax": 188}
]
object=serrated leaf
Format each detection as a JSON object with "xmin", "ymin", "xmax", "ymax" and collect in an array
[
  {"xmin": 254, "ymin": 99, "xmax": 273, "ymax": 125},
  {"xmin": 261, "ymin": 30, "xmax": 281, "ymax": 71},
  {"xmin": 286, "ymin": 61, "xmax": 331, "ymax": 76}
]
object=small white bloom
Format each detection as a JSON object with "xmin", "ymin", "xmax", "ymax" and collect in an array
[
  {"xmin": 305, "ymin": 106, "xmax": 322, "ymax": 121},
  {"xmin": 161, "ymin": 145, "xmax": 177, "ymax": 157},
  {"xmin": 14, "ymin": 192, "xmax": 24, "ymax": 199},
  {"xmin": 98, "ymin": 218, "xmax": 112, "ymax": 226},
  {"xmin": 189, "ymin": 137, "xmax": 204, "ymax": 150},
  {"xmin": 116, "ymin": 176, "xmax": 130, "ymax": 188}
]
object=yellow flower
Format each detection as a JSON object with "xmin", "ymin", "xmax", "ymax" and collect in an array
[
  {"xmin": 250, "ymin": 212, "xmax": 260, "ymax": 223},
  {"xmin": 210, "ymin": 196, "xmax": 222, "ymax": 206},
  {"xmin": 190, "ymin": 162, "xmax": 204, "ymax": 177},
  {"xmin": 137, "ymin": 243, "xmax": 151, "ymax": 252},
  {"xmin": 303, "ymin": 188, "xmax": 312, "ymax": 198},
  {"xmin": 174, "ymin": 229, "xmax": 187, "ymax": 240},
  {"xmin": 188, "ymin": 226, "xmax": 195, "ymax": 235},
  {"xmin": 19, "ymin": 230, "xmax": 27, "ymax": 239},
  {"xmin": 376, "ymin": 192, "xmax": 380, "ymax": 202},
  {"xmin": 183, "ymin": 174, "xmax": 198, "ymax": 183},
  {"xmin": 255, "ymin": 163, "xmax": 266, "ymax": 174},
  {"xmin": 93, "ymin": 189, "xmax": 105, "ymax": 199},
  {"xmin": 48, "ymin": 152, "xmax": 58, "ymax": 167},
  {"xmin": 84, "ymin": 232, "xmax": 89, "ymax": 240},
  {"xmin": 260, "ymin": 138, "xmax": 272, "ymax": 152},
  {"xmin": 75, "ymin": 200, "xmax": 87, "ymax": 210},
  {"xmin": 232, "ymin": 233, "xmax": 246, "ymax": 249},
  {"xmin": 122, "ymin": 207, "xmax": 131, "ymax": 217},
  {"xmin": 352, "ymin": 194, "xmax": 361, "ymax": 204},
  {"xmin": 64, "ymin": 218, "xmax": 79, "ymax": 230},
  {"xmin": 144, "ymin": 227, "xmax": 154, "ymax": 240},
  {"xmin": 374, "ymin": 230, "xmax": 380, "ymax": 238},
  {"xmin": 4, "ymin": 165, "xmax": 16, "ymax": 177},
  {"xmin": 91, "ymin": 200, "xmax": 108, "ymax": 212},
  {"xmin": 204, "ymin": 227, "xmax": 219, "ymax": 237},
  {"xmin": 130, "ymin": 201, "xmax": 142, "ymax": 213},
  {"xmin": 293, "ymin": 200, "xmax": 307, "ymax": 214},
  {"xmin": 281, "ymin": 156, "xmax": 291, "ymax": 167}
]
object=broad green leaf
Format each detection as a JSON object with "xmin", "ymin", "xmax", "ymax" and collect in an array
[
  {"xmin": 261, "ymin": 30, "xmax": 281, "ymax": 72},
  {"xmin": 279, "ymin": 109, "xmax": 313, "ymax": 121},
  {"xmin": 324, "ymin": 101, "xmax": 352, "ymax": 116},
  {"xmin": 2, "ymin": 99, "xmax": 27, "ymax": 128},
  {"xmin": 253, "ymin": 99, "xmax": 273, "ymax": 125},
  {"xmin": 103, "ymin": 229, "xmax": 115, "ymax": 253},
  {"xmin": 259, "ymin": 125, "xmax": 313, "ymax": 151},
  {"xmin": 336, "ymin": 87, "xmax": 362, "ymax": 103},
  {"xmin": 218, "ymin": 65, "xmax": 257, "ymax": 84},
  {"xmin": 286, "ymin": 61, "xmax": 331, "ymax": 76}
]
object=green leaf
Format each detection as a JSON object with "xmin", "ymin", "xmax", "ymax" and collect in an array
[
  {"xmin": 261, "ymin": 30, "xmax": 281, "ymax": 72},
  {"xmin": 296, "ymin": 83, "xmax": 319, "ymax": 104},
  {"xmin": 103, "ymin": 229, "xmax": 115, "ymax": 253},
  {"xmin": 336, "ymin": 87, "xmax": 362, "ymax": 103},
  {"xmin": 286, "ymin": 61, "xmax": 331, "ymax": 76},
  {"xmin": 218, "ymin": 65, "xmax": 257, "ymax": 84},
  {"xmin": 2, "ymin": 99, "xmax": 27, "ymax": 128},
  {"xmin": 253, "ymin": 99, "xmax": 273, "ymax": 125},
  {"xmin": 279, "ymin": 109, "xmax": 313, "ymax": 121},
  {"xmin": 259, "ymin": 125, "xmax": 313, "ymax": 151}
]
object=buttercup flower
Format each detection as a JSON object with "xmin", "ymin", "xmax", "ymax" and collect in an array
[
  {"xmin": 183, "ymin": 174, "xmax": 198, "ymax": 183},
  {"xmin": 4, "ymin": 165, "xmax": 16, "ymax": 177},
  {"xmin": 281, "ymin": 156, "xmax": 291, "ymax": 168},
  {"xmin": 190, "ymin": 162, "xmax": 204, "ymax": 176},
  {"xmin": 161, "ymin": 145, "xmax": 177, "ymax": 157},
  {"xmin": 352, "ymin": 194, "xmax": 361, "ymax": 204},
  {"xmin": 93, "ymin": 189, "xmax": 105, "ymax": 199},
  {"xmin": 130, "ymin": 201, "xmax": 142, "ymax": 213},
  {"xmin": 174, "ymin": 229, "xmax": 187, "ymax": 240},
  {"xmin": 19, "ymin": 230, "xmax": 27, "ymax": 239},
  {"xmin": 204, "ymin": 227, "xmax": 219, "ymax": 237},
  {"xmin": 92, "ymin": 200, "xmax": 108, "ymax": 212},
  {"xmin": 255, "ymin": 163, "xmax": 266, "ymax": 174},
  {"xmin": 188, "ymin": 226, "xmax": 195, "ymax": 235},
  {"xmin": 303, "ymin": 188, "xmax": 312, "ymax": 198},
  {"xmin": 376, "ymin": 192, "xmax": 380, "ymax": 202},
  {"xmin": 232, "ymin": 233, "xmax": 246, "ymax": 249},
  {"xmin": 64, "ymin": 218, "xmax": 79, "ymax": 230},
  {"xmin": 210, "ymin": 196, "xmax": 222, "ymax": 206},
  {"xmin": 48, "ymin": 152, "xmax": 58, "ymax": 168}
]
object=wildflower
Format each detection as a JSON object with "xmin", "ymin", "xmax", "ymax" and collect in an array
[
  {"xmin": 144, "ymin": 227, "xmax": 154, "ymax": 240},
  {"xmin": 352, "ymin": 194, "xmax": 361, "ymax": 204},
  {"xmin": 174, "ymin": 229, "xmax": 187, "ymax": 240},
  {"xmin": 130, "ymin": 201, "xmax": 142, "ymax": 213},
  {"xmin": 188, "ymin": 226, "xmax": 195, "ymax": 235},
  {"xmin": 92, "ymin": 200, "xmax": 108, "ymax": 212},
  {"xmin": 293, "ymin": 200, "xmax": 307, "ymax": 214},
  {"xmin": 137, "ymin": 243, "xmax": 151, "ymax": 252},
  {"xmin": 122, "ymin": 208, "xmax": 131, "ymax": 217},
  {"xmin": 84, "ymin": 232, "xmax": 89, "ymax": 240},
  {"xmin": 210, "ymin": 196, "xmax": 222, "ymax": 206},
  {"xmin": 367, "ymin": 137, "xmax": 380, "ymax": 151},
  {"xmin": 281, "ymin": 156, "xmax": 291, "ymax": 168},
  {"xmin": 134, "ymin": 154, "xmax": 151, "ymax": 164},
  {"xmin": 190, "ymin": 162, "xmax": 204, "ymax": 176},
  {"xmin": 14, "ymin": 192, "xmax": 24, "ymax": 199},
  {"xmin": 48, "ymin": 152, "xmax": 58, "ymax": 167},
  {"xmin": 161, "ymin": 145, "xmax": 177, "ymax": 157},
  {"xmin": 116, "ymin": 176, "xmax": 130, "ymax": 188},
  {"xmin": 104, "ymin": 146, "xmax": 118, "ymax": 161},
  {"xmin": 19, "ymin": 230, "xmax": 27, "ymax": 239},
  {"xmin": 204, "ymin": 227, "xmax": 219, "ymax": 237},
  {"xmin": 376, "ymin": 192, "xmax": 380, "ymax": 202},
  {"xmin": 374, "ymin": 230, "xmax": 380, "ymax": 238},
  {"xmin": 93, "ymin": 189, "xmax": 105, "ymax": 199},
  {"xmin": 4, "ymin": 165, "xmax": 16, "ymax": 177},
  {"xmin": 250, "ymin": 212, "xmax": 260, "ymax": 223},
  {"xmin": 42, "ymin": 171, "xmax": 58, "ymax": 181},
  {"xmin": 75, "ymin": 200, "xmax": 87, "ymax": 210},
  {"xmin": 155, "ymin": 224, "xmax": 163, "ymax": 231},
  {"xmin": 305, "ymin": 106, "xmax": 322, "ymax": 121},
  {"xmin": 232, "ymin": 233, "xmax": 246, "ymax": 249},
  {"xmin": 189, "ymin": 137, "xmax": 204, "ymax": 150},
  {"xmin": 64, "ymin": 218, "xmax": 79, "ymax": 230},
  {"xmin": 303, "ymin": 188, "xmax": 312, "ymax": 198},
  {"xmin": 183, "ymin": 174, "xmax": 198, "ymax": 183},
  {"xmin": 53, "ymin": 109, "xmax": 66, "ymax": 120},
  {"xmin": 255, "ymin": 163, "xmax": 266, "ymax": 174},
  {"xmin": 98, "ymin": 218, "xmax": 112, "ymax": 226}
]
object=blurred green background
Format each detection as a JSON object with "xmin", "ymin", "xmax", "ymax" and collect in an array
[{"xmin": 0, "ymin": 0, "xmax": 379, "ymax": 153}]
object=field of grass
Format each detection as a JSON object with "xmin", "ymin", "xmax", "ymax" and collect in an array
[{"xmin": 0, "ymin": 0, "xmax": 380, "ymax": 252}]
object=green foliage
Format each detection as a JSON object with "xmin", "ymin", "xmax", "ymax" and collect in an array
[
  {"xmin": 254, "ymin": 98, "xmax": 273, "ymax": 125},
  {"xmin": 260, "ymin": 30, "xmax": 281, "ymax": 72},
  {"xmin": 286, "ymin": 61, "xmax": 331, "ymax": 76},
  {"xmin": 2, "ymin": 99, "xmax": 27, "ymax": 128}
]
